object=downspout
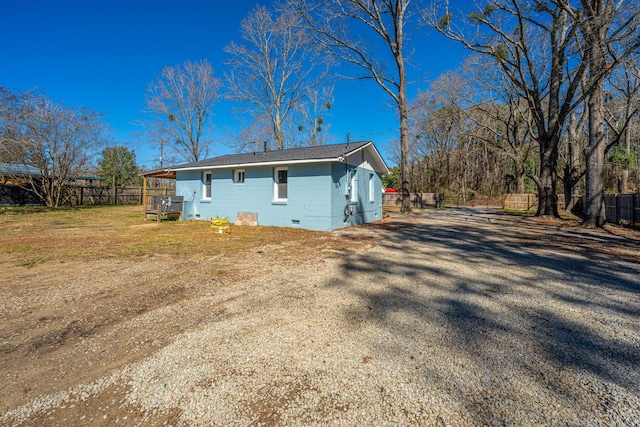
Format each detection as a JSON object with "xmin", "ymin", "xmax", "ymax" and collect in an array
[{"xmin": 342, "ymin": 154, "xmax": 353, "ymax": 223}]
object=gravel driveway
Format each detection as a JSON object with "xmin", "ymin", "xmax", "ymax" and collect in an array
[{"xmin": 3, "ymin": 208, "xmax": 640, "ymax": 426}]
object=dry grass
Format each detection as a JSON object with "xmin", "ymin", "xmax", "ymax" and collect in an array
[{"xmin": 0, "ymin": 205, "xmax": 331, "ymax": 266}]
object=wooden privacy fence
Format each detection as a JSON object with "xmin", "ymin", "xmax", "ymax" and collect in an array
[
  {"xmin": 604, "ymin": 194, "xmax": 640, "ymax": 226},
  {"xmin": 0, "ymin": 185, "xmax": 42, "ymax": 206},
  {"xmin": 0, "ymin": 184, "xmax": 174, "ymax": 206},
  {"xmin": 382, "ymin": 192, "xmax": 445, "ymax": 208},
  {"xmin": 503, "ymin": 194, "xmax": 567, "ymax": 211},
  {"xmin": 68, "ymin": 186, "xmax": 175, "ymax": 206},
  {"xmin": 67, "ymin": 186, "xmax": 137, "ymax": 205},
  {"xmin": 504, "ymin": 193, "xmax": 640, "ymax": 226}
]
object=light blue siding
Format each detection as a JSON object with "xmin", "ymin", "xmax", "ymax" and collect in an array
[
  {"xmin": 176, "ymin": 163, "xmax": 336, "ymax": 231},
  {"xmin": 330, "ymin": 163, "xmax": 383, "ymax": 230},
  {"xmin": 175, "ymin": 161, "xmax": 382, "ymax": 231}
]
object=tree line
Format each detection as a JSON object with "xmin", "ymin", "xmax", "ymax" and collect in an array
[
  {"xmin": 1, "ymin": 0, "xmax": 638, "ymax": 225},
  {"xmin": 399, "ymin": 52, "xmax": 639, "ymax": 212},
  {"xmin": 426, "ymin": 0, "xmax": 639, "ymax": 226},
  {"xmin": 0, "ymin": 88, "xmax": 141, "ymax": 207}
]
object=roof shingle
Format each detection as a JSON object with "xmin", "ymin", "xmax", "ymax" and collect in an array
[{"xmin": 171, "ymin": 141, "xmax": 374, "ymax": 170}]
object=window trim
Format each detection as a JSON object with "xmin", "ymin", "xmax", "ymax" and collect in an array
[
  {"xmin": 369, "ymin": 173, "xmax": 375, "ymax": 203},
  {"xmin": 234, "ymin": 169, "xmax": 245, "ymax": 185},
  {"xmin": 273, "ymin": 167, "xmax": 288, "ymax": 202},
  {"xmin": 202, "ymin": 171, "xmax": 212, "ymax": 200},
  {"xmin": 350, "ymin": 170, "xmax": 357, "ymax": 203}
]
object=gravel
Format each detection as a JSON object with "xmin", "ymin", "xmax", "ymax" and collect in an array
[{"xmin": 3, "ymin": 209, "xmax": 640, "ymax": 426}]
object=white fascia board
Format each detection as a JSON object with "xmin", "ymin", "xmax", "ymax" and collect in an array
[
  {"xmin": 342, "ymin": 141, "xmax": 373, "ymax": 158},
  {"xmin": 328, "ymin": 142, "xmax": 389, "ymax": 175},
  {"xmin": 170, "ymin": 157, "xmax": 339, "ymax": 172},
  {"xmin": 361, "ymin": 143, "xmax": 390, "ymax": 175}
]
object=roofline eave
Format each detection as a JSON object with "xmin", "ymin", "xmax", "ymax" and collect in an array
[{"xmin": 171, "ymin": 157, "xmax": 343, "ymax": 172}]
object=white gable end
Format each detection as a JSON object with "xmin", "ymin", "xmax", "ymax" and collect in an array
[{"xmin": 344, "ymin": 145, "xmax": 388, "ymax": 174}]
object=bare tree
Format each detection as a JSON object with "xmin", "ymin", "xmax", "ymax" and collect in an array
[
  {"xmin": 228, "ymin": 113, "xmax": 274, "ymax": 153},
  {"xmin": 561, "ymin": 106, "xmax": 588, "ymax": 212},
  {"xmin": 296, "ymin": 0, "xmax": 420, "ymax": 213},
  {"xmin": 225, "ymin": 4, "xmax": 330, "ymax": 151},
  {"xmin": 0, "ymin": 88, "xmax": 106, "ymax": 207},
  {"xmin": 295, "ymin": 86, "xmax": 334, "ymax": 146},
  {"xmin": 145, "ymin": 60, "xmax": 220, "ymax": 163},
  {"xmin": 428, "ymin": 0, "xmax": 588, "ymax": 217},
  {"xmin": 553, "ymin": 0, "xmax": 640, "ymax": 226},
  {"xmin": 460, "ymin": 57, "xmax": 538, "ymax": 195},
  {"xmin": 605, "ymin": 56, "xmax": 640, "ymax": 193},
  {"xmin": 411, "ymin": 72, "xmax": 467, "ymax": 194}
]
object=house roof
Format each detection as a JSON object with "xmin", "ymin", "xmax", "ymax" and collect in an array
[
  {"xmin": 141, "ymin": 141, "xmax": 389, "ymax": 178},
  {"xmin": 0, "ymin": 163, "xmax": 42, "ymax": 177},
  {"xmin": 0, "ymin": 163, "xmax": 105, "ymax": 181}
]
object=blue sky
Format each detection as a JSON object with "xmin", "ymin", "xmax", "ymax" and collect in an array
[{"xmin": 1, "ymin": 0, "xmax": 469, "ymax": 168}]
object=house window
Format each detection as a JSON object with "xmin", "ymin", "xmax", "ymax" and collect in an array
[
  {"xmin": 203, "ymin": 171, "xmax": 211, "ymax": 199},
  {"xmin": 369, "ymin": 173, "xmax": 374, "ymax": 202},
  {"xmin": 274, "ymin": 167, "xmax": 288, "ymax": 202},
  {"xmin": 350, "ymin": 170, "xmax": 357, "ymax": 203},
  {"xmin": 234, "ymin": 169, "xmax": 245, "ymax": 184}
]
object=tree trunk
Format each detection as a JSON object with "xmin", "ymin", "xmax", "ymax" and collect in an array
[
  {"xmin": 399, "ymin": 96, "xmax": 411, "ymax": 213},
  {"xmin": 620, "ymin": 102, "xmax": 632, "ymax": 194},
  {"xmin": 621, "ymin": 170, "xmax": 629, "ymax": 194},
  {"xmin": 274, "ymin": 112, "xmax": 284, "ymax": 150},
  {"xmin": 397, "ymin": 15, "xmax": 411, "ymax": 214},
  {"xmin": 563, "ymin": 115, "xmax": 583, "ymax": 213},
  {"xmin": 584, "ymin": 83, "xmax": 607, "ymax": 226},
  {"xmin": 516, "ymin": 161, "xmax": 526, "ymax": 194},
  {"xmin": 112, "ymin": 174, "xmax": 117, "ymax": 206},
  {"xmin": 583, "ymin": 16, "xmax": 608, "ymax": 227},
  {"xmin": 516, "ymin": 175, "xmax": 524, "ymax": 194},
  {"xmin": 535, "ymin": 137, "xmax": 559, "ymax": 217}
]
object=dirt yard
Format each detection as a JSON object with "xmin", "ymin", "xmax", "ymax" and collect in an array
[
  {"xmin": 0, "ymin": 205, "xmax": 374, "ymax": 425},
  {"xmin": 1, "ymin": 205, "xmax": 639, "ymax": 426}
]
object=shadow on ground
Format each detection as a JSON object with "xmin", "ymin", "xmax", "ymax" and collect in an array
[{"xmin": 329, "ymin": 208, "xmax": 640, "ymax": 425}]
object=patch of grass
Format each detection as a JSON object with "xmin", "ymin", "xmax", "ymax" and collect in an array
[
  {"xmin": 4, "ymin": 245, "xmax": 32, "ymax": 254},
  {"xmin": 16, "ymin": 259, "xmax": 46, "ymax": 268},
  {"xmin": 500, "ymin": 208, "xmax": 536, "ymax": 216},
  {"xmin": 0, "ymin": 206, "xmax": 50, "ymax": 215},
  {"xmin": 0, "ymin": 205, "xmax": 332, "ymax": 264}
]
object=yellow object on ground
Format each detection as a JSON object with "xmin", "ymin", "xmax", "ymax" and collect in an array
[{"xmin": 210, "ymin": 217, "xmax": 230, "ymax": 233}]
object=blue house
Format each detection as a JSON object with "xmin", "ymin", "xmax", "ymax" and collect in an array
[{"xmin": 146, "ymin": 141, "xmax": 389, "ymax": 231}]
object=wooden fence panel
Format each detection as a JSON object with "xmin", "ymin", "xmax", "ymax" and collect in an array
[
  {"xmin": 604, "ymin": 193, "xmax": 639, "ymax": 225},
  {"xmin": 617, "ymin": 194, "xmax": 634, "ymax": 223},
  {"xmin": 1, "ymin": 184, "xmax": 175, "ymax": 207},
  {"xmin": 382, "ymin": 192, "xmax": 444, "ymax": 208},
  {"xmin": 503, "ymin": 194, "xmax": 566, "ymax": 211},
  {"xmin": 0, "ymin": 185, "xmax": 42, "ymax": 206},
  {"xmin": 503, "ymin": 194, "xmax": 537, "ymax": 210},
  {"xmin": 604, "ymin": 194, "xmax": 618, "ymax": 223},
  {"xmin": 68, "ymin": 186, "xmax": 149, "ymax": 206}
]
